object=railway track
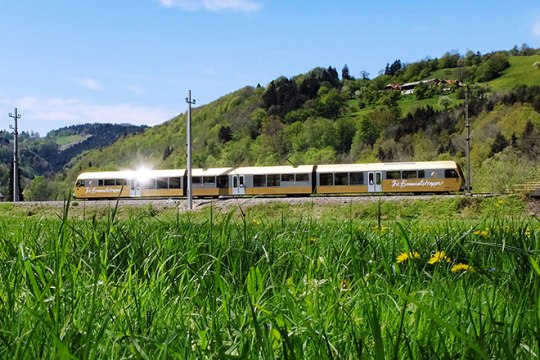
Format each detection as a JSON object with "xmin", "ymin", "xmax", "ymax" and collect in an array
[{"xmin": 8, "ymin": 193, "xmax": 492, "ymax": 211}]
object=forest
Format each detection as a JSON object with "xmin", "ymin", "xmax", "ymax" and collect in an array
[{"xmin": 3, "ymin": 44, "xmax": 540, "ymax": 199}]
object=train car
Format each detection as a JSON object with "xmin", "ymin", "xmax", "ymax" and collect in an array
[
  {"xmin": 73, "ymin": 169, "xmax": 186, "ymax": 199},
  {"xmin": 315, "ymin": 161, "xmax": 463, "ymax": 194},
  {"xmin": 191, "ymin": 168, "xmax": 233, "ymax": 197},
  {"xmin": 226, "ymin": 165, "xmax": 315, "ymax": 196},
  {"xmin": 73, "ymin": 161, "xmax": 464, "ymax": 199}
]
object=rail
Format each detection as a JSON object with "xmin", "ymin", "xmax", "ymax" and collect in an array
[{"xmin": 509, "ymin": 182, "xmax": 540, "ymax": 197}]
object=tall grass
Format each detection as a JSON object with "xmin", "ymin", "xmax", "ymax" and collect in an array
[{"xmin": 0, "ymin": 202, "xmax": 538, "ymax": 358}]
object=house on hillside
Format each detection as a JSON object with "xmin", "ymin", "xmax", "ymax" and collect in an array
[
  {"xmin": 384, "ymin": 83, "xmax": 402, "ymax": 91},
  {"xmin": 400, "ymin": 79, "xmax": 441, "ymax": 95},
  {"xmin": 386, "ymin": 78, "xmax": 464, "ymax": 95}
]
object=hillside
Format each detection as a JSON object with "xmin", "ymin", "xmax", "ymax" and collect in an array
[
  {"xmin": 20, "ymin": 48, "xmax": 540, "ymax": 199},
  {"xmin": 0, "ymin": 123, "xmax": 148, "ymax": 200}
]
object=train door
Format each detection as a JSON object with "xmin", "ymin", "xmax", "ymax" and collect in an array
[
  {"xmin": 130, "ymin": 179, "xmax": 142, "ymax": 197},
  {"xmin": 368, "ymin": 171, "xmax": 382, "ymax": 192},
  {"xmin": 232, "ymin": 175, "xmax": 245, "ymax": 195}
]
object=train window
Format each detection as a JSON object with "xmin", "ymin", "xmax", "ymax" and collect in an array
[
  {"xmin": 386, "ymin": 171, "xmax": 401, "ymax": 180},
  {"xmin": 98, "ymin": 179, "xmax": 104, "ymax": 186},
  {"xmin": 350, "ymin": 172, "xmax": 364, "ymax": 185},
  {"xmin": 402, "ymin": 171, "xmax": 417, "ymax": 179},
  {"xmin": 295, "ymin": 173, "xmax": 309, "ymax": 182},
  {"xmin": 76, "ymin": 180, "xmax": 85, "ymax": 187},
  {"xmin": 104, "ymin": 179, "xmax": 115, "ymax": 186},
  {"xmin": 217, "ymin": 176, "xmax": 229, "ymax": 188},
  {"xmin": 142, "ymin": 179, "xmax": 156, "ymax": 189},
  {"xmin": 335, "ymin": 172, "xmax": 349, "ymax": 186},
  {"xmin": 445, "ymin": 169, "xmax": 459, "ymax": 178},
  {"xmin": 418, "ymin": 170, "xmax": 425, "ymax": 179},
  {"xmin": 254, "ymin": 175, "xmax": 266, "ymax": 187},
  {"xmin": 169, "ymin": 177, "xmax": 181, "ymax": 189},
  {"xmin": 156, "ymin": 178, "xmax": 168, "ymax": 189},
  {"xmin": 281, "ymin": 174, "xmax": 294, "ymax": 182},
  {"xmin": 320, "ymin": 173, "xmax": 333, "ymax": 186},
  {"xmin": 267, "ymin": 174, "xmax": 280, "ymax": 187},
  {"xmin": 116, "ymin": 179, "xmax": 126, "ymax": 186},
  {"xmin": 86, "ymin": 180, "xmax": 94, "ymax": 187},
  {"xmin": 203, "ymin": 176, "xmax": 215, "ymax": 184},
  {"xmin": 192, "ymin": 177, "xmax": 202, "ymax": 184}
]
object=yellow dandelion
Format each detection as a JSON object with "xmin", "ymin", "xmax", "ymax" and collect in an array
[
  {"xmin": 428, "ymin": 251, "xmax": 451, "ymax": 264},
  {"xmin": 473, "ymin": 228, "xmax": 489, "ymax": 237},
  {"xmin": 340, "ymin": 278, "xmax": 349, "ymax": 291},
  {"xmin": 396, "ymin": 251, "xmax": 420, "ymax": 264},
  {"xmin": 252, "ymin": 219, "xmax": 261, "ymax": 226},
  {"xmin": 372, "ymin": 225, "xmax": 389, "ymax": 233},
  {"xmin": 451, "ymin": 263, "xmax": 474, "ymax": 273}
]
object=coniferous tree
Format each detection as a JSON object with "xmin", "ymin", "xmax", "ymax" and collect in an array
[
  {"xmin": 490, "ymin": 132, "xmax": 508, "ymax": 156},
  {"xmin": 218, "ymin": 126, "xmax": 233, "ymax": 143},
  {"xmin": 341, "ymin": 64, "xmax": 352, "ymax": 80}
]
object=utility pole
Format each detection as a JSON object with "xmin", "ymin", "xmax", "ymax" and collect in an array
[
  {"xmin": 185, "ymin": 90, "xmax": 196, "ymax": 210},
  {"xmin": 8, "ymin": 108, "xmax": 21, "ymax": 202},
  {"xmin": 465, "ymin": 87, "xmax": 471, "ymax": 196}
]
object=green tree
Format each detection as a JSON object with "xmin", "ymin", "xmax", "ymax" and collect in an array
[
  {"xmin": 519, "ymin": 121, "xmax": 540, "ymax": 160},
  {"xmin": 341, "ymin": 64, "xmax": 352, "ymax": 80},
  {"xmin": 356, "ymin": 117, "xmax": 379, "ymax": 147},
  {"xmin": 23, "ymin": 176, "xmax": 53, "ymax": 200},
  {"xmin": 438, "ymin": 96, "xmax": 453, "ymax": 112},
  {"xmin": 414, "ymin": 82, "xmax": 430, "ymax": 100},
  {"xmin": 335, "ymin": 117, "xmax": 356, "ymax": 154},
  {"xmin": 490, "ymin": 132, "xmax": 508, "ymax": 156},
  {"xmin": 315, "ymin": 88, "xmax": 346, "ymax": 119},
  {"xmin": 477, "ymin": 53, "xmax": 510, "ymax": 82},
  {"xmin": 218, "ymin": 126, "xmax": 233, "ymax": 143},
  {"xmin": 260, "ymin": 116, "xmax": 290, "ymax": 158},
  {"xmin": 304, "ymin": 117, "xmax": 339, "ymax": 149}
]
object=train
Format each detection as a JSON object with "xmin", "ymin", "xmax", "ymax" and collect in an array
[{"xmin": 73, "ymin": 160, "xmax": 465, "ymax": 199}]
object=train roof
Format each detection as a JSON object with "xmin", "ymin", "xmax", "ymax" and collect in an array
[
  {"xmin": 76, "ymin": 161, "xmax": 460, "ymax": 180},
  {"xmin": 192, "ymin": 168, "xmax": 233, "ymax": 176},
  {"xmin": 230, "ymin": 165, "xmax": 314, "ymax": 175},
  {"xmin": 76, "ymin": 169, "xmax": 186, "ymax": 180},
  {"xmin": 316, "ymin": 161, "xmax": 458, "ymax": 173}
]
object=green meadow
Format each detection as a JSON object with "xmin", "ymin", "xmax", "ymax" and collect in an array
[{"xmin": 0, "ymin": 196, "xmax": 539, "ymax": 359}]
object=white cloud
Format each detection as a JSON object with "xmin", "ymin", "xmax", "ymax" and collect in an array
[
  {"xmin": 72, "ymin": 77, "xmax": 104, "ymax": 91},
  {"xmin": 1, "ymin": 96, "xmax": 176, "ymax": 135},
  {"xmin": 159, "ymin": 0, "xmax": 261, "ymax": 12}
]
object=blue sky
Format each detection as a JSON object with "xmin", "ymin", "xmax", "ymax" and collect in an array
[{"xmin": 1, "ymin": 0, "xmax": 539, "ymax": 136}]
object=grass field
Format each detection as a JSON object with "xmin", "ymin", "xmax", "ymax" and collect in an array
[
  {"xmin": 0, "ymin": 197, "xmax": 539, "ymax": 358},
  {"xmin": 489, "ymin": 55, "xmax": 540, "ymax": 92},
  {"xmin": 54, "ymin": 134, "xmax": 92, "ymax": 150}
]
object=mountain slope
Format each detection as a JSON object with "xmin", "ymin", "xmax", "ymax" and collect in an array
[{"xmin": 36, "ymin": 50, "xmax": 540, "ymax": 197}]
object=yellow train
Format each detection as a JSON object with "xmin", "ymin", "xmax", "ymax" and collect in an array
[{"xmin": 73, "ymin": 161, "xmax": 464, "ymax": 199}]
